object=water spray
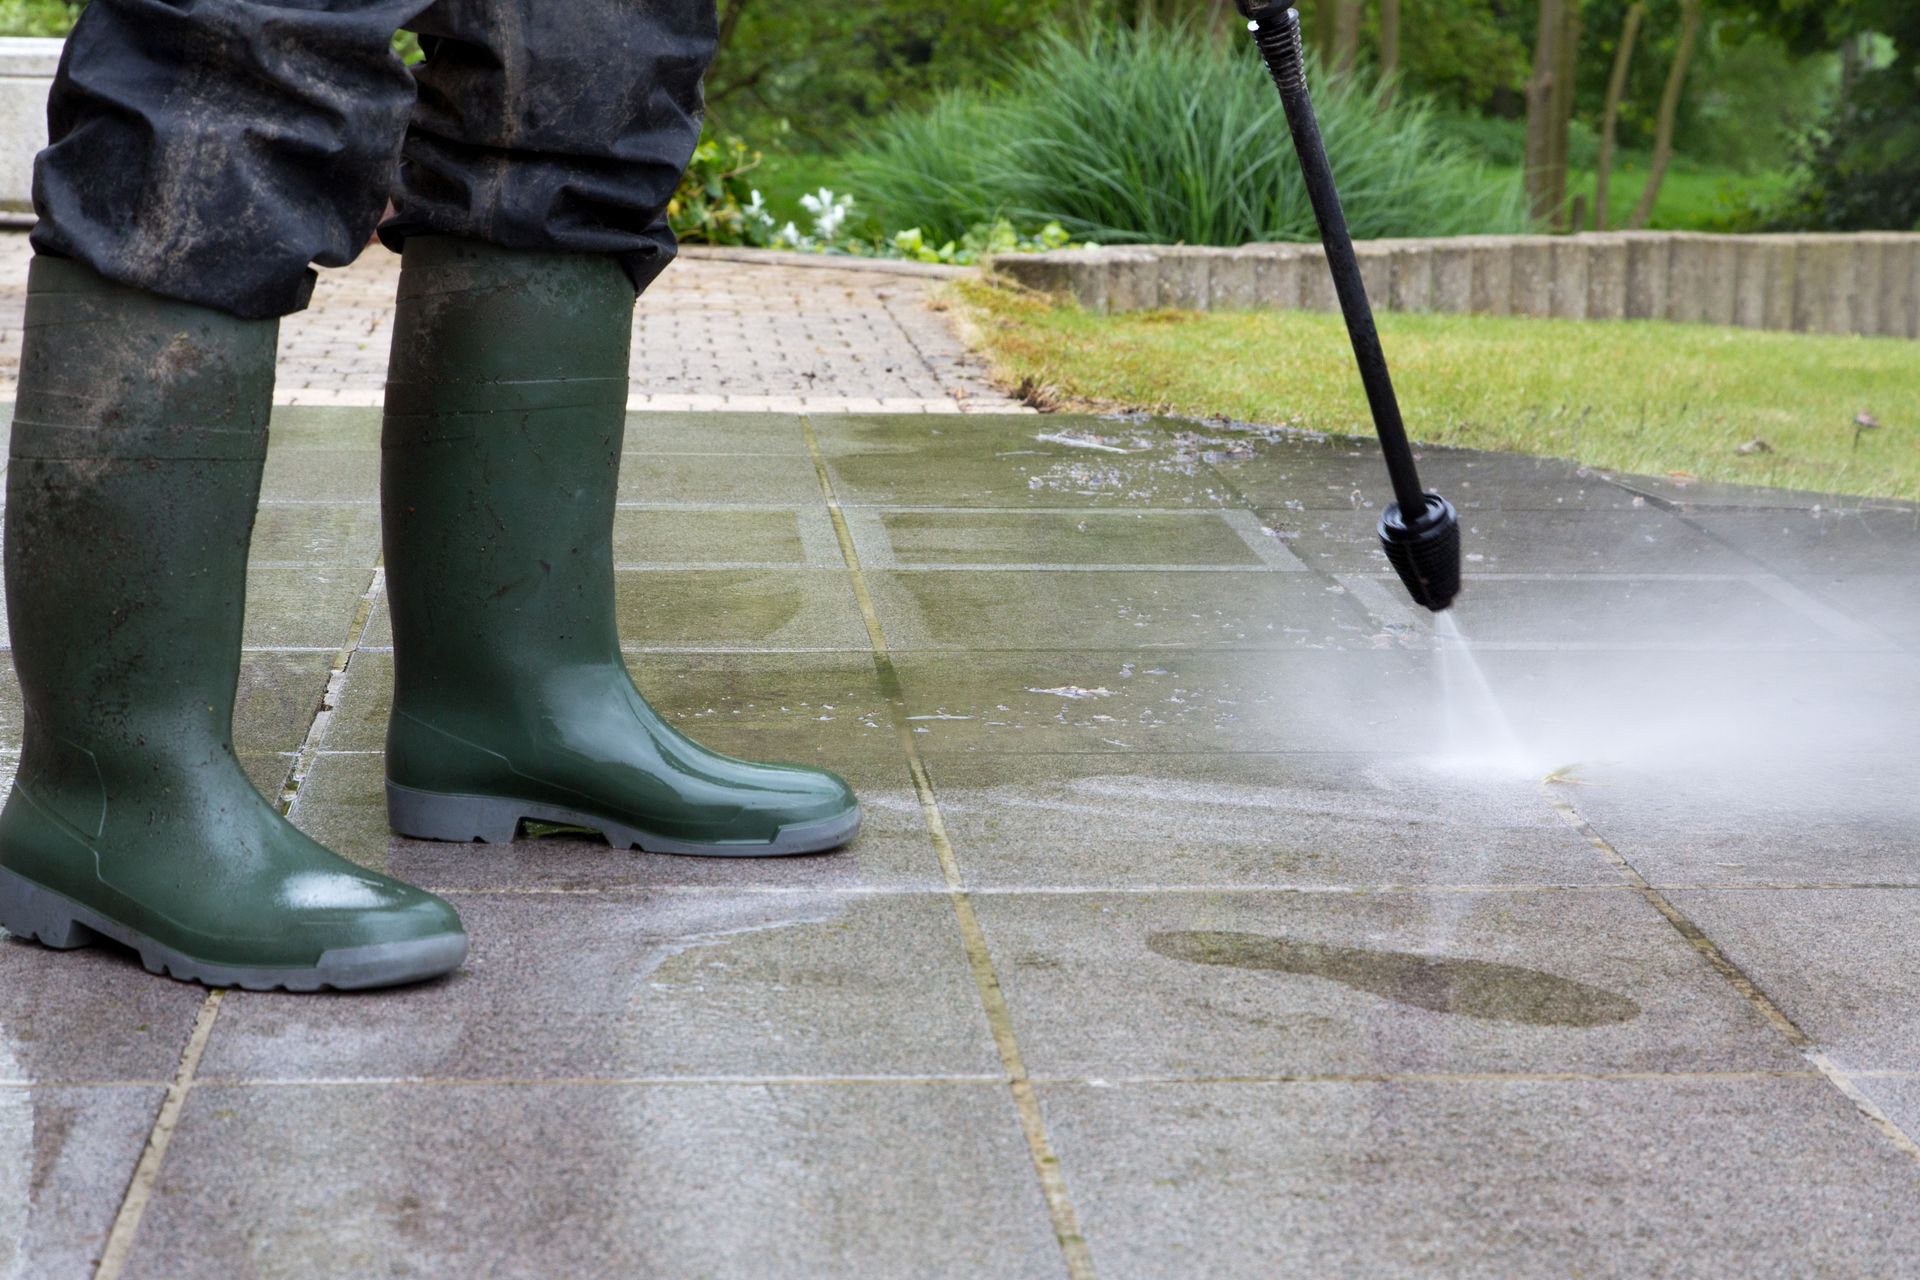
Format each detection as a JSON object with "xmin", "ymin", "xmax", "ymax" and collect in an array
[{"xmin": 1237, "ymin": 1, "xmax": 1462, "ymax": 612}]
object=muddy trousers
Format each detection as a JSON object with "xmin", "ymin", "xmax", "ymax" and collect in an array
[{"xmin": 29, "ymin": 0, "xmax": 717, "ymax": 319}]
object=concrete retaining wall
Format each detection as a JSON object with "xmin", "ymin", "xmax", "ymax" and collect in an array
[
  {"xmin": 991, "ymin": 232, "xmax": 1920, "ymax": 340},
  {"xmin": 0, "ymin": 38, "xmax": 61, "ymax": 225}
]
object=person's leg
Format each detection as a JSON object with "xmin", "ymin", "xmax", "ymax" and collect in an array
[
  {"xmin": 379, "ymin": 0, "xmax": 711, "ymax": 292},
  {"xmin": 377, "ymin": 3, "xmax": 861, "ymax": 855},
  {"xmin": 0, "ymin": 0, "xmax": 469, "ymax": 989},
  {"xmin": 31, "ymin": 0, "xmax": 428, "ymax": 317}
]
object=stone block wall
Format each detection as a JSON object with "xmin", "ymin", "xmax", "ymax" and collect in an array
[
  {"xmin": 0, "ymin": 39, "xmax": 62, "ymax": 224},
  {"xmin": 991, "ymin": 232, "xmax": 1920, "ymax": 340}
]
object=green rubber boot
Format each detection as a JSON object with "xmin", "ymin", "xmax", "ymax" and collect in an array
[
  {"xmin": 0, "ymin": 257, "xmax": 468, "ymax": 991},
  {"xmin": 380, "ymin": 238, "xmax": 860, "ymax": 855}
]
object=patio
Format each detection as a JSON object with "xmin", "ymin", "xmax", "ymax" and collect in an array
[{"xmin": 3, "ymin": 242, "xmax": 1920, "ymax": 1277}]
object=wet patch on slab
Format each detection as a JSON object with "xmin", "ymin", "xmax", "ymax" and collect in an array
[{"xmin": 1148, "ymin": 930, "xmax": 1640, "ymax": 1027}]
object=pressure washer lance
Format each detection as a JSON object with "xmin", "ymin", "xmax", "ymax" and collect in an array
[{"xmin": 1237, "ymin": 0, "xmax": 1462, "ymax": 611}]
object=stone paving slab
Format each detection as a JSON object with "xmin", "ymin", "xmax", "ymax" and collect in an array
[
  {"xmin": 0, "ymin": 1088, "xmax": 167, "ymax": 1278},
  {"xmin": 0, "ymin": 404, "xmax": 1918, "ymax": 1277},
  {"xmin": 124, "ymin": 1083, "xmax": 1061, "ymax": 1280},
  {"xmin": 1041, "ymin": 1077, "xmax": 1920, "ymax": 1279},
  {"xmin": 1556, "ymin": 757, "xmax": 1920, "ymax": 885},
  {"xmin": 977, "ymin": 888, "xmax": 1802, "ymax": 1079},
  {"xmin": 1665, "ymin": 888, "xmax": 1920, "ymax": 1072},
  {"xmin": 919, "ymin": 751, "xmax": 1622, "ymax": 890},
  {"xmin": 197, "ymin": 891, "xmax": 999, "ymax": 1083}
]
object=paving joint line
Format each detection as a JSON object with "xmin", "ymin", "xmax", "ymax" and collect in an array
[
  {"xmin": 801, "ymin": 413, "xmax": 1095, "ymax": 1280},
  {"xmin": 187, "ymin": 1074, "xmax": 1009, "ymax": 1089},
  {"xmin": 1543, "ymin": 783, "xmax": 1920, "ymax": 1167},
  {"xmin": 107, "ymin": 1066, "xmax": 1870, "ymax": 1089},
  {"xmin": 278, "ymin": 564, "xmax": 384, "ymax": 815},
  {"xmin": 423, "ymin": 882, "xmax": 1644, "ymax": 899},
  {"xmin": 93, "ymin": 990, "xmax": 226, "ymax": 1280},
  {"xmin": 417, "ymin": 881, "xmax": 1920, "ymax": 899},
  {"xmin": 0, "ymin": 1080, "xmax": 174, "ymax": 1090}
]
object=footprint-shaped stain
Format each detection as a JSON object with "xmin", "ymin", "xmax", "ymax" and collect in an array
[{"xmin": 1148, "ymin": 931, "xmax": 1640, "ymax": 1027}]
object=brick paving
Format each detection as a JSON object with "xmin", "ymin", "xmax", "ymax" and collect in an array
[{"xmin": 0, "ymin": 232, "xmax": 1026, "ymax": 413}]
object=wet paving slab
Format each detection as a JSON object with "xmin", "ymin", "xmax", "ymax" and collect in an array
[
  {"xmin": 197, "ymin": 891, "xmax": 998, "ymax": 1083},
  {"xmin": 2, "ymin": 407, "xmax": 1919, "ymax": 1276},
  {"xmin": 1039, "ymin": 1076, "xmax": 1920, "ymax": 1279},
  {"xmin": 1662, "ymin": 888, "xmax": 1920, "ymax": 1072},
  {"xmin": 1273, "ymin": 504, "xmax": 1759, "ymax": 576},
  {"xmin": 124, "ymin": 1082, "xmax": 1059, "ymax": 1280},
  {"xmin": 1556, "ymin": 756, "xmax": 1920, "ymax": 886},
  {"xmin": 975, "ymin": 889, "xmax": 1801, "ymax": 1079},
  {"xmin": 0, "ymin": 1087, "xmax": 167, "ymax": 1277},
  {"xmin": 923, "ymin": 751, "xmax": 1621, "ymax": 890}
]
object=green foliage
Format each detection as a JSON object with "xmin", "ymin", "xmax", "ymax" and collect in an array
[
  {"xmin": 847, "ymin": 24, "xmax": 1529, "ymax": 247},
  {"xmin": 1571, "ymin": 2, "xmax": 1826, "ymax": 172},
  {"xmin": 1488, "ymin": 160, "xmax": 1795, "ymax": 231},
  {"xmin": 891, "ymin": 219, "xmax": 1078, "ymax": 265},
  {"xmin": 1770, "ymin": 93, "xmax": 1920, "ymax": 230},
  {"xmin": 1440, "ymin": 111, "xmax": 1600, "ymax": 170},
  {"xmin": 1678, "ymin": 24, "xmax": 1834, "ymax": 172},
  {"xmin": 707, "ymin": 0, "xmax": 1104, "ymax": 144},
  {"xmin": 1751, "ymin": 2, "xmax": 1920, "ymax": 230},
  {"xmin": 667, "ymin": 130, "xmax": 1090, "ymax": 263},
  {"xmin": 0, "ymin": 0, "xmax": 81, "ymax": 36},
  {"xmin": 668, "ymin": 134, "xmax": 775, "ymax": 247},
  {"xmin": 1339, "ymin": 0, "xmax": 1532, "ymax": 114}
]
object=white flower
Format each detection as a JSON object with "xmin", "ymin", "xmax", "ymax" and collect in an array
[{"xmin": 800, "ymin": 188, "xmax": 854, "ymax": 245}]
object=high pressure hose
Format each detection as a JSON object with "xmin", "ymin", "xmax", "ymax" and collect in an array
[{"xmin": 1236, "ymin": 1, "xmax": 1462, "ymax": 612}]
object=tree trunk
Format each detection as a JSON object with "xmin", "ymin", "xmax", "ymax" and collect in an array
[
  {"xmin": 1524, "ymin": 0, "xmax": 1565, "ymax": 226},
  {"xmin": 1628, "ymin": 0, "xmax": 1704, "ymax": 230},
  {"xmin": 1381, "ymin": 0, "xmax": 1401, "ymax": 104},
  {"xmin": 1594, "ymin": 2, "xmax": 1643, "ymax": 231},
  {"xmin": 1840, "ymin": 32, "xmax": 1862, "ymax": 98},
  {"xmin": 1548, "ymin": 0, "xmax": 1582, "ymax": 230},
  {"xmin": 715, "ymin": 0, "xmax": 749, "ymax": 59},
  {"xmin": 1333, "ymin": 0, "xmax": 1362, "ymax": 75}
]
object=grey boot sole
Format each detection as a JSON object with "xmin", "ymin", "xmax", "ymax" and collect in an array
[
  {"xmin": 0, "ymin": 867, "xmax": 469, "ymax": 992},
  {"xmin": 386, "ymin": 780, "xmax": 863, "ymax": 857}
]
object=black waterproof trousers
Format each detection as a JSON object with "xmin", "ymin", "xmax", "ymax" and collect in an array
[{"xmin": 29, "ymin": 0, "xmax": 716, "ymax": 319}]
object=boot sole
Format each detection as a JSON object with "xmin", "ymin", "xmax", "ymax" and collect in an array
[
  {"xmin": 386, "ymin": 781, "xmax": 862, "ymax": 857},
  {"xmin": 0, "ymin": 867, "xmax": 468, "ymax": 992}
]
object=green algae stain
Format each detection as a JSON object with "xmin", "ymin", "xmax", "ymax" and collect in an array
[{"xmin": 1147, "ymin": 930, "xmax": 1640, "ymax": 1027}]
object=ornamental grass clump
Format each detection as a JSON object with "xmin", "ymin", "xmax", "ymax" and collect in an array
[{"xmin": 850, "ymin": 23, "xmax": 1528, "ymax": 247}]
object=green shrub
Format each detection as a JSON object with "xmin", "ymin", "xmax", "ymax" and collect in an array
[
  {"xmin": 1767, "ymin": 98, "xmax": 1920, "ymax": 232},
  {"xmin": 848, "ymin": 23, "xmax": 1528, "ymax": 247},
  {"xmin": 1435, "ymin": 110, "xmax": 1598, "ymax": 172},
  {"xmin": 0, "ymin": 0, "xmax": 81, "ymax": 37},
  {"xmin": 668, "ymin": 134, "xmax": 777, "ymax": 247}
]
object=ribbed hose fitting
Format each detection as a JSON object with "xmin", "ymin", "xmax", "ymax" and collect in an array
[{"xmin": 1245, "ymin": 5, "xmax": 1306, "ymax": 97}]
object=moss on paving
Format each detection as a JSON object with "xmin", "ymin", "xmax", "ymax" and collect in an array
[{"xmin": 949, "ymin": 278, "xmax": 1920, "ymax": 502}]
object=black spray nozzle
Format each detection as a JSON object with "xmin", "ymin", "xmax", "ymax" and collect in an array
[
  {"xmin": 1239, "ymin": 4, "xmax": 1466, "ymax": 611},
  {"xmin": 1379, "ymin": 495, "xmax": 1462, "ymax": 612}
]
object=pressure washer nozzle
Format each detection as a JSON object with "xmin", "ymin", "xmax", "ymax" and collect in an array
[{"xmin": 1378, "ymin": 494, "xmax": 1462, "ymax": 612}]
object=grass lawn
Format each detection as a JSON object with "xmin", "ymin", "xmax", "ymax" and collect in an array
[
  {"xmin": 948, "ymin": 278, "xmax": 1920, "ymax": 502},
  {"xmin": 1484, "ymin": 162, "xmax": 1791, "ymax": 232}
]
